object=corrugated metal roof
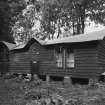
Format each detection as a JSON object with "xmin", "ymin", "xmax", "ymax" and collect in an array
[
  {"xmin": 45, "ymin": 29, "xmax": 105, "ymax": 45},
  {"xmin": 1, "ymin": 41, "xmax": 16, "ymax": 50}
]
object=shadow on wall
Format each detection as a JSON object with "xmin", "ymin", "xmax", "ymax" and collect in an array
[
  {"xmin": 38, "ymin": 75, "xmax": 64, "ymax": 82},
  {"xmin": 71, "ymin": 77, "xmax": 89, "ymax": 85},
  {"xmin": 50, "ymin": 76, "xmax": 64, "ymax": 81}
]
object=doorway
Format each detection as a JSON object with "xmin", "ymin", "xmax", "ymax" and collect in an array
[{"xmin": 31, "ymin": 61, "xmax": 39, "ymax": 74}]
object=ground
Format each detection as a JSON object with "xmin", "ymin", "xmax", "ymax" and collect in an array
[{"xmin": 0, "ymin": 76, "xmax": 105, "ymax": 105}]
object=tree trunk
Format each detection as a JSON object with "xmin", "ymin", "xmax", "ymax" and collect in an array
[
  {"xmin": 77, "ymin": 17, "xmax": 81, "ymax": 34},
  {"xmin": 72, "ymin": 22, "xmax": 75, "ymax": 35},
  {"xmin": 81, "ymin": 8, "xmax": 85, "ymax": 34},
  {"xmin": 57, "ymin": 18, "xmax": 61, "ymax": 38},
  {"xmin": 77, "ymin": 5, "xmax": 85, "ymax": 35}
]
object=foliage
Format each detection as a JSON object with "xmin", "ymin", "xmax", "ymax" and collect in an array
[
  {"xmin": 12, "ymin": 0, "xmax": 105, "ymax": 43},
  {"xmin": 12, "ymin": 0, "xmax": 46, "ymax": 43},
  {"xmin": 86, "ymin": 0, "xmax": 105, "ymax": 24},
  {"xmin": 41, "ymin": 0, "xmax": 105, "ymax": 37},
  {"xmin": 1, "ymin": 76, "xmax": 105, "ymax": 105},
  {"xmin": 0, "ymin": 0, "xmax": 26, "ymax": 43},
  {"xmin": 0, "ymin": 0, "xmax": 13, "ymax": 42}
]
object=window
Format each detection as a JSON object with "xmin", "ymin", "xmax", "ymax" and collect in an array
[
  {"xmin": 66, "ymin": 49, "xmax": 74, "ymax": 68},
  {"xmin": 55, "ymin": 47, "xmax": 75, "ymax": 68},
  {"xmin": 55, "ymin": 47, "xmax": 63, "ymax": 68}
]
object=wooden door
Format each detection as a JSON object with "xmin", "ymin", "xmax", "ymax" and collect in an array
[
  {"xmin": 0, "ymin": 62, "xmax": 9, "ymax": 74},
  {"xmin": 31, "ymin": 61, "xmax": 39, "ymax": 74},
  {"xmin": 0, "ymin": 43, "xmax": 9, "ymax": 73}
]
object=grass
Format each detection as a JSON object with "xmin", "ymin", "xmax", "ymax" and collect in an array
[{"xmin": 0, "ymin": 77, "xmax": 105, "ymax": 105}]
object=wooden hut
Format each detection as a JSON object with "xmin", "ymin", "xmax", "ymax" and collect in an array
[
  {"xmin": 10, "ymin": 30, "xmax": 105, "ymax": 82},
  {"xmin": 0, "ymin": 41, "xmax": 16, "ymax": 74},
  {"xmin": 9, "ymin": 38, "xmax": 46, "ymax": 74}
]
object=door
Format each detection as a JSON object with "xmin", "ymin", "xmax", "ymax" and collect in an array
[
  {"xmin": 0, "ymin": 43, "xmax": 9, "ymax": 73},
  {"xmin": 31, "ymin": 61, "xmax": 39, "ymax": 74},
  {"xmin": 0, "ymin": 62, "xmax": 9, "ymax": 74}
]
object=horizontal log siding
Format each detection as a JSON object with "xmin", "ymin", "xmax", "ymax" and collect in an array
[
  {"xmin": 98, "ymin": 38, "xmax": 105, "ymax": 74},
  {"xmin": 9, "ymin": 41, "xmax": 55, "ymax": 74},
  {"xmin": 9, "ymin": 41, "xmax": 41, "ymax": 73},
  {"xmin": 9, "ymin": 52, "xmax": 31, "ymax": 73},
  {"xmin": 72, "ymin": 44, "xmax": 99, "ymax": 78},
  {"xmin": 38, "ymin": 48, "xmax": 55, "ymax": 75},
  {"xmin": 9, "ymin": 40, "xmax": 99, "ymax": 79},
  {"xmin": 39, "ymin": 42, "xmax": 99, "ymax": 78}
]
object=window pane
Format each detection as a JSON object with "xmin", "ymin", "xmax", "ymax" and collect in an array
[
  {"xmin": 56, "ymin": 48, "xmax": 63, "ymax": 68},
  {"xmin": 67, "ymin": 61, "xmax": 74, "ymax": 68},
  {"xmin": 57, "ymin": 61, "xmax": 63, "ymax": 67},
  {"xmin": 56, "ymin": 53, "xmax": 63, "ymax": 67},
  {"xmin": 66, "ymin": 51, "xmax": 74, "ymax": 68},
  {"xmin": 57, "ymin": 53, "xmax": 62, "ymax": 60}
]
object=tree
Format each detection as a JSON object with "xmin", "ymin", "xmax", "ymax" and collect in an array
[
  {"xmin": 41, "ymin": 0, "xmax": 105, "ymax": 36},
  {"xmin": 69, "ymin": 0, "xmax": 105, "ymax": 34},
  {"xmin": 12, "ymin": 0, "xmax": 105, "ymax": 44},
  {"xmin": 0, "ymin": 0, "xmax": 14, "ymax": 42},
  {"xmin": 0, "ymin": 0, "xmax": 26, "ymax": 43},
  {"xmin": 12, "ymin": 0, "xmax": 45, "ymax": 43}
]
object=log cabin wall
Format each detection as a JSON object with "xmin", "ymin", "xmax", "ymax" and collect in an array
[
  {"xmin": 98, "ymin": 38, "xmax": 105, "ymax": 75},
  {"xmin": 9, "ymin": 41, "xmax": 39, "ymax": 73},
  {"xmin": 31, "ymin": 43, "xmax": 55, "ymax": 75},
  {"xmin": 9, "ymin": 40, "xmax": 54, "ymax": 74},
  {"xmin": 8, "ymin": 30, "xmax": 105, "ymax": 79},
  {"xmin": 41, "ymin": 41, "xmax": 99, "ymax": 79},
  {"xmin": 39, "ymin": 44, "xmax": 74, "ymax": 76},
  {"xmin": 73, "ymin": 41, "xmax": 99, "ymax": 78},
  {"xmin": 9, "ymin": 50, "xmax": 31, "ymax": 73},
  {"xmin": 9, "ymin": 40, "xmax": 99, "ymax": 79},
  {"xmin": 0, "ymin": 43, "xmax": 9, "ymax": 73}
]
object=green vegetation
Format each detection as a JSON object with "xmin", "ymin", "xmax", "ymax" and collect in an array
[
  {"xmin": 0, "ymin": 0, "xmax": 105, "ymax": 43},
  {"xmin": 1, "ymin": 76, "xmax": 105, "ymax": 105},
  {"xmin": 11, "ymin": 0, "xmax": 105, "ymax": 43}
]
